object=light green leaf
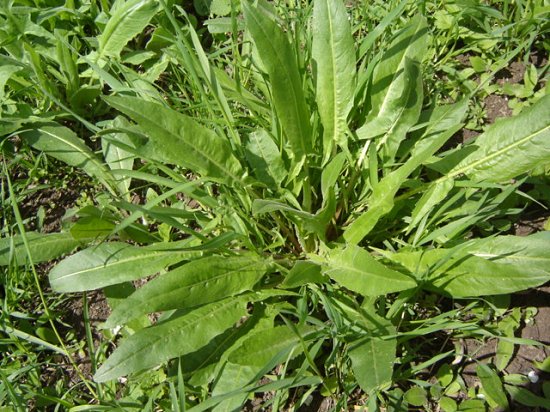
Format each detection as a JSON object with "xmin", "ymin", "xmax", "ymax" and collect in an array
[
  {"xmin": 0, "ymin": 232, "xmax": 80, "ymax": 266},
  {"xmin": 280, "ymin": 261, "xmax": 327, "ymax": 289},
  {"xmin": 228, "ymin": 324, "xmax": 317, "ymax": 367},
  {"xmin": 98, "ymin": 0, "xmax": 158, "ymax": 59},
  {"xmin": 407, "ymin": 179, "xmax": 454, "ymax": 233},
  {"xmin": 245, "ymin": 129, "xmax": 287, "ymax": 187},
  {"xmin": 324, "ymin": 245, "xmax": 416, "ymax": 296},
  {"xmin": 102, "ymin": 116, "xmax": 135, "ymax": 198},
  {"xmin": 463, "ymin": 233, "xmax": 550, "ymax": 278},
  {"xmin": 408, "ymin": 100, "xmax": 469, "ymax": 167},
  {"xmin": 404, "ymin": 387, "xmax": 428, "ymax": 407},
  {"xmin": 349, "ymin": 336, "xmax": 396, "ymax": 392},
  {"xmin": 0, "ymin": 65, "xmax": 21, "ymax": 100},
  {"xmin": 212, "ymin": 324, "xmax": 317, "ymax": 412},
  {"xmin": 360, "ymin": 15, "xmax": 428, "ymax": 162},
  {"xmin": 363, "ymin": 58, "xmax": 424, "ymax": 163},
  {"xmin": 104, "ymin": 255, "xmax": 268, "ymax": 328},
  {"xmin": 104, "ymin": 96, "xmax": 243, "ymax": 185},
  {"xmin": 94, "ymin": 295, "xmax": 250, "ymax": 382},
  {"xmin": 312, "ymin": 0, "xmax": 355, "ymax": 161},
  {"xmin": 449, "ymin": 94, "xmax": 550, "ymax": 182},
  {"xmin": 477, "ymin": 364, "xmax": 509, "ymax": 409},
  {"xmin": 49, "ymin": 242, "xmax": 198, "ymax": 292},
  {"xmin": 390, "ymin": 239, "xmax": 550, "ymax": 297},
  {"xmin": 243, "ymin": 1, "xmax": 312, "ymax": 176},
  {"xmin": 20, "ymin": 121, "xmax": 116, "ymax": 194},
  {"xmin": 321, "ymin": 151, "xmax": 347, "ymax": 202}
]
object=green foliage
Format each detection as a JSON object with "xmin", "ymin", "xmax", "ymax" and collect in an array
[{"xmin": 1, "ymin": 0, "xmax": 549, "ymax": 410}]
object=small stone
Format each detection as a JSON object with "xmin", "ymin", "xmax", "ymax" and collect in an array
[{"xmin": 528, "ymin": 370, "xmax": 539, "ymax": 383}]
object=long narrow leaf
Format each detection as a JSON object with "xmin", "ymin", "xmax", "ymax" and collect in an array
[
  {"xmin": 94, "ymin": 295, "xmax": 251, "ymax": 382},
  {"xmin": 312, "ymin": 0, "xmax": 355, "ymax": 161},
  {"xmin": 98, "ymin": 0, "xmax": 158, "ymax": 59},
  {"xmin": 449, "ymin": 94, "xmax": 550, "ymax": 182},
  {"xmin": 243, "ymin": 1, "xmax": 312, "ymax": 176},
  {"xmin": 104, "ymin": 255, "xmax": 267, "ymax": 328},
  {"xmin": 49, "ymin": 242, "xmax": 199, "ymax": 292},
  {"xmin": 104, "ymin": 96, "xmax": 243, "ymax": 185},
  {"xmin": 20, "ymin": 121, "xmax": 116, "ymax": 194},
  {"xmin": 0, "ymin": 232, "xmax": 80, "ymax": 266}
]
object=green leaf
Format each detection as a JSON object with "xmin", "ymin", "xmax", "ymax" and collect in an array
[
  {"xmin": 408, "ymin": 99, "xmax": 469, "ymax": 168},
  {"xmin": 407, "ymin": 179, "xmax": 454, "ymax": 233},
  {"xmin": 495, "ymin": 308, "xmax": 520, "ymax": 371},
  {"xmin": 245, "ymin": 129, "xmax": 286, "ymax": 187},
  {"xmin": 343, "ymin": 168, "xmax": 407, "ymax": 244},
  {"xmin": 228, "ymin": 324, "xmax": 317, "ymax": 367},
  {"xmin": 69, "ymin": 217, "xmax": 116, "ymax": 240},
  {"xmin": 94, "ymin": 295, "xmax": 250, "ymax": 382},
  {"xmin": 0, "ymin": 232, "xmax": 80, "ymax": 266},
  {"xmin": 476, "ymin": 364, "xmax": 509, "ymax": 409},
  {"xmin": 183, "ymin": 306, "xmax": 277, "ymax": 387},
  {"xmin": 321, "ymin": 152, "xmax": 347, "ymax": 203},
  {"xmin": 439, "ymin": 397, "xmax": 457, "ymax": 412},
  {"xmin": 212, "ymin": 324, "xmax": 318, "ymax": 411},
  {"xmin": 362, "ymin": 57, "xmax": 424, "ymax": 163},
  {"xmin": 463, "ymin": 233, "xmax": 550, "ymax": 278},
  {"xmin": 20, "ymin": 121, "xmax": 116, "ymax": 194},
  {"xmin": 505, "ymin": 385, "xmax": 550, "ymax": 409},
  {"xmin": 534, "ymin": 355, "xmax": 550, "ymax": 373},
  {"xmin": 359, "ymin": 15, "xmax": 428, "ymax": 162},
  {"xmin": 104, "ymin": 96, "xmax": 243, "ymax": 185},
  {"xmin": 104, "ymin": 255, "xmax": 268, "ymax": 328},
  {"xmin": 349, "ymin": 336, "xmax": 396, "ymax": 392},
  {"xmin": 49, "ymin": 242, "xmax": 198, "ymax": 292},
  {"xmin": 0, "ymin": 64, "xmax": 21, "ymax": 101},
  {"xmin": 98, "ymin": 0, "xmax": 158, "ymax": 59},
  {"xmin": 391, "ymin": 242, "xmax": 550, "ymax": 297},
  {"xmin": 449, "ymin": 94, "xmax": 550, "ymax": 182},
  {"xmin": 404, "ymin": 386, "xmax": 428, "ymax": 407},
  {"xmin": 102, "ymin": 116, "xmax": 135, "ymax": 198},
  {"xmin": 280, "ymin": 261, "xmax": 327, "ymax": 289},
  {"xmin": 243, "ymin": 1, "xmax": 312, "ymax": 176},
  {"xmin": 312, "ymin": 0, "xmax": 355, "ymax": 161},
  {"xmin": 324, "ymin": 245, "xmax": 416, "ymax": 296}
]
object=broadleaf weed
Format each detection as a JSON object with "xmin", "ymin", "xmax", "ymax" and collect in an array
[{"xmin": 1, "ymin": 0, "xmax": 549, "ymax": 410}]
